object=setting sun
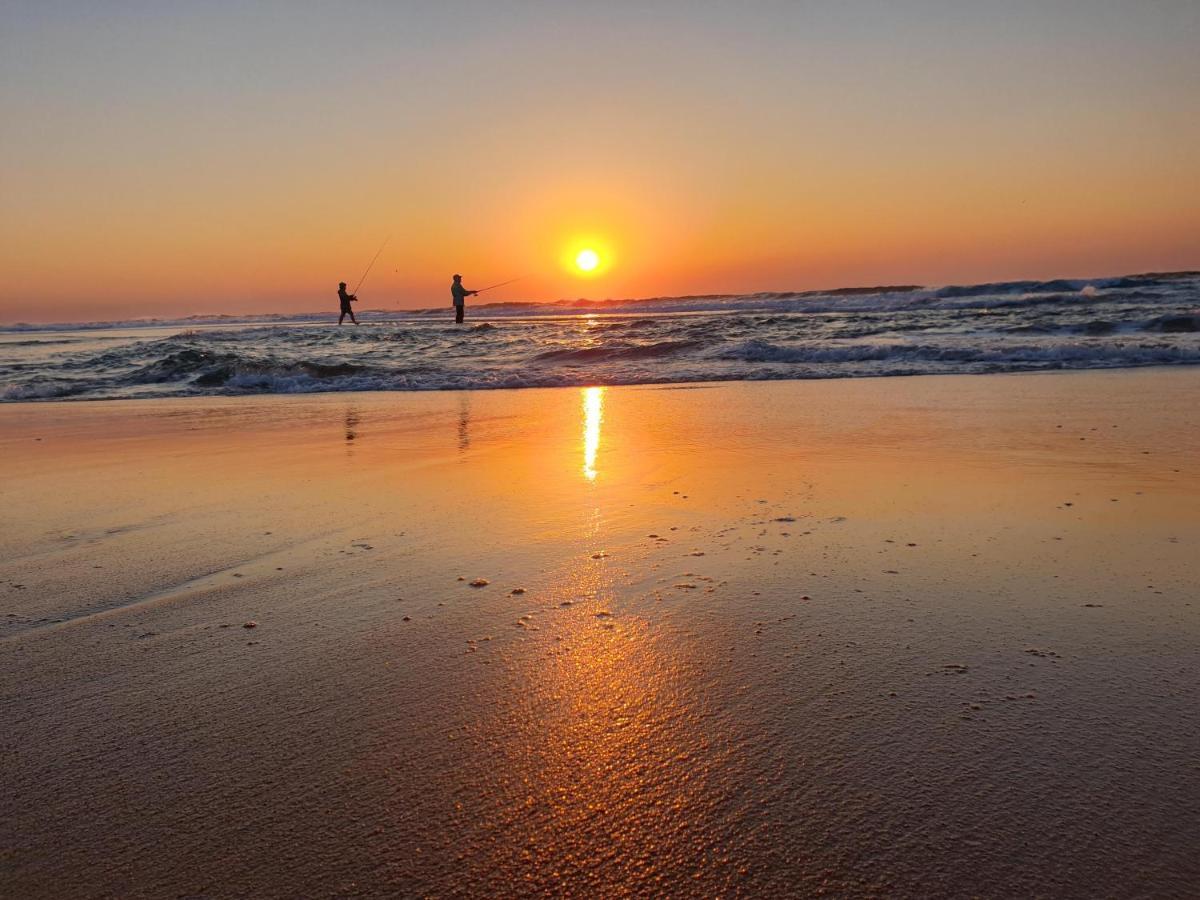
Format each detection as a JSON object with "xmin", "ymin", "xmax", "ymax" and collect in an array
[
  {"xmin": 561, "ymin": 239, "xmax": 612, "ymax": 279},
  {"xmin": 575, "ymin": 248, "xmax": 600, "ymax": 272}
]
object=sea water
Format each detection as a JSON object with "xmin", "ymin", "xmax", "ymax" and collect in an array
[{"xmin": 2, "ymin": 272, "xmax": 1198, "ymax": 401}]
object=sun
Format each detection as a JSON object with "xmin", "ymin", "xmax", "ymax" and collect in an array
[
  {"xmin": 561, "ymin": 238, "xmax": 611, "ymax": 278},
  {"xmin": 575, "ymin": 248, "xmax": 600, "ymax": 272}
]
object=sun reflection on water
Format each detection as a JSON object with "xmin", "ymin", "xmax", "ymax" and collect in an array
[{"xmin": 582, "ymin": 387, "xmax": 605, "ymax": 481}]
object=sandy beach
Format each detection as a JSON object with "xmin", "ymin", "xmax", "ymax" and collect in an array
[{"xmin": 2, "ymin": 368, "xmax": 1198, "ymax": 897}]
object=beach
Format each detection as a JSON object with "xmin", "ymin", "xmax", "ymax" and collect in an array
[{"xmin": 2, "ymin": 368, "xmax": 1198, "ymax": 897}]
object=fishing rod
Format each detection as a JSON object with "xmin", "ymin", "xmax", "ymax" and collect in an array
[
  {"xmin": 351, "ymin": 234, "xmax": 391, "ymax": 295},
  {"xmin": 474, "ymin": 276, "xmax": 522, "ymax": 294}
]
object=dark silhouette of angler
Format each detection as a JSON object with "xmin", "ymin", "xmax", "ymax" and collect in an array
[
  {"xmin": 337, "ymin": 282, "xmax": 359, "ymax": 325},
  {"xmin": 451, "ymin": 274, "xmax": 477, "ymax": 324}
]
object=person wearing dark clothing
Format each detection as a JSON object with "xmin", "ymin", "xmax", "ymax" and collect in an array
[
  {"xmin": 338, "ymin": 282, "xmax": 358, "ymax": 325},
  {"xmin": 451, "ymin": 274, "xmax": 477, "ymax": 324}
]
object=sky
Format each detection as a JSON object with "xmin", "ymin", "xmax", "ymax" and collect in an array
[{"xmin": 1, "ymin": 0, "xmax": 1198, "ymax": 322}]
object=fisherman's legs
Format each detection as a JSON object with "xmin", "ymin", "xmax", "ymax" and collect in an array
[
  {"xmin": 455, "ymin": 305, "xmax": 464, "ymax": 324},
  {"xmin": 338, "ymin": 310, "xmax": 347, "ymax": 324}
]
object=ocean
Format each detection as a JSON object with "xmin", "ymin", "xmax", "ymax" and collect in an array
[{"xmin": 2, "ymin": 271, "xmax": 1198, "ymax": 401}]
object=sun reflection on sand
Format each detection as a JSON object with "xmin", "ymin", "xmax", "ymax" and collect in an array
[
  {"xmin": 466, "ymin": 553, "xmax": 736, "ymax": 894},
  {"xmin": 582, "ymin": 387, "xmax": 605, "ymax": 481}
]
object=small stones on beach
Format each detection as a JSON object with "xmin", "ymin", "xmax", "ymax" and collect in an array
[
  {"xmin": 468, "ymin": 578, "xmax": 489, "ymax": 588},
  {"xmin": 243, "ymin": 621, "xmax": 257, "ymax": 629},
  {"xmin": 595, "ymin": 611, "xmax": 613, "ymax": 619},
  {"xmin": 510, "ymin": 587, "xmax": 526, "ymax": 595},
  {"xmin": 402, "ymin": 616, "xmax": 412, "ymax": 622},
  {"xmin": 1024, "ymin": 648, "xmax": 1059, "ymax": 658},
  {"xmin": 591, "ymin": 552, "xmax": 609, "ymax": 559},
  {"xmin": 943, "ymin": 663, "xmax": 969, "ymax": 673}
]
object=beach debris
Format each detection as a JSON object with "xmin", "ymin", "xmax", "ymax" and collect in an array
[
  {"xmin": 510, "ymin": 587, "xmax": 526, "ymax": 595},
  {"xmin": 1082, "ymin": 603, "xmax": 1104, "ymax": 608},
  {"xmin": 942, "ymin": 663, "xmax": 969, "ymax": 673},
  {"xmin": 591, "ymin": 551, "xmax": 609, "ymax": 559},
  {"xmin": 688, "ymin": 551, "xmax": 706, "ymax": 557},
  {"xmin": 402, "ymin": 616, "xmax": 412, "ymax": 622},
  {"xmin": 243, "ymin": 621, "xmax": 257, "ymax": 629},
  {"xmin": 468, "ymin": 578, "xmax": 490, "ymax": 588},
  {"xmin": 595, "ymin": 611, "xmax": 613, "ymax": 618},
  {"xmin": 774, "ymin": 516, "xmax": 796, "ymax": 522}
]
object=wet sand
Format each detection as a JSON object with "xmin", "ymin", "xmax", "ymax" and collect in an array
[{"xmin": 2, "ymin": 369, "xmax": 1199, "ymax": 898}]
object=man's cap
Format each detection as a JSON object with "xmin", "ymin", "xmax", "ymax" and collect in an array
[
  {"xmin": 339, "ymin": 281, "xmax": 346, "ymax": 287},
  {"xmin": 453, "ymin": 273, "xmax": 462, "ymax": 279}
]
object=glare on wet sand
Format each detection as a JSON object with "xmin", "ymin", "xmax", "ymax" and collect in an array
[{"xmin": 2, "ymin": 369, "xmax": 1199, "ymax": 897}]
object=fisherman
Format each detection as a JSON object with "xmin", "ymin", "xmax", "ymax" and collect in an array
[
  {"xmin": 337, "ymin": 281, "xmax": 359, "ymax": 325},
  {"xmin": 451, "ymin": 274, "xmax": 477, "ymax": 324}
]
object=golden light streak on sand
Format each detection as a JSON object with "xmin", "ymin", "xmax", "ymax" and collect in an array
[{"xmin": 582, "ymin": 386, "xmax": 605, "ymax": 482}]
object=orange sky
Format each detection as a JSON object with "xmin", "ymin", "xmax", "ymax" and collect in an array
[{"xmin": 1, "ymin": 3, "xmax": 1197, "ymax": 322}]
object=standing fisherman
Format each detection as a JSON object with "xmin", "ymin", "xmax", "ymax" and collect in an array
[
  {"xmin": 337, "ymin": 281, "xmax": 359, "ymax": 325},
  {"xmin": 450, "ymin": 274, "xmax": 477, "ymax": 325}
]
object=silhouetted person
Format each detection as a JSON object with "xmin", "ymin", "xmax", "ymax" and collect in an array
[
  {"xmin": 451, "ymin": 274, "xmax": 477, "ymax": 324},
  {"xmin": 338, "ymin": 282, "xmax": 358, "ymax": 325}
]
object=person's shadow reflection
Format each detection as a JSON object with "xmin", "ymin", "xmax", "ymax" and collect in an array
[
  {"xmin": 344, "ymin": 408, "xmax": 360, "ymax": 453},
  {"xmin": 458, "ymin": 393, "xmax": 471, "ymax": 456}
]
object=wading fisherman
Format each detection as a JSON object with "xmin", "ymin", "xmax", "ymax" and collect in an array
[
  {"xmin": 337, "ymin": 281, "xmax": 359, "ymax": 325},
  {"xmin": 451, "ymin": 274, "xmax": 477, "ymax": 325}
]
